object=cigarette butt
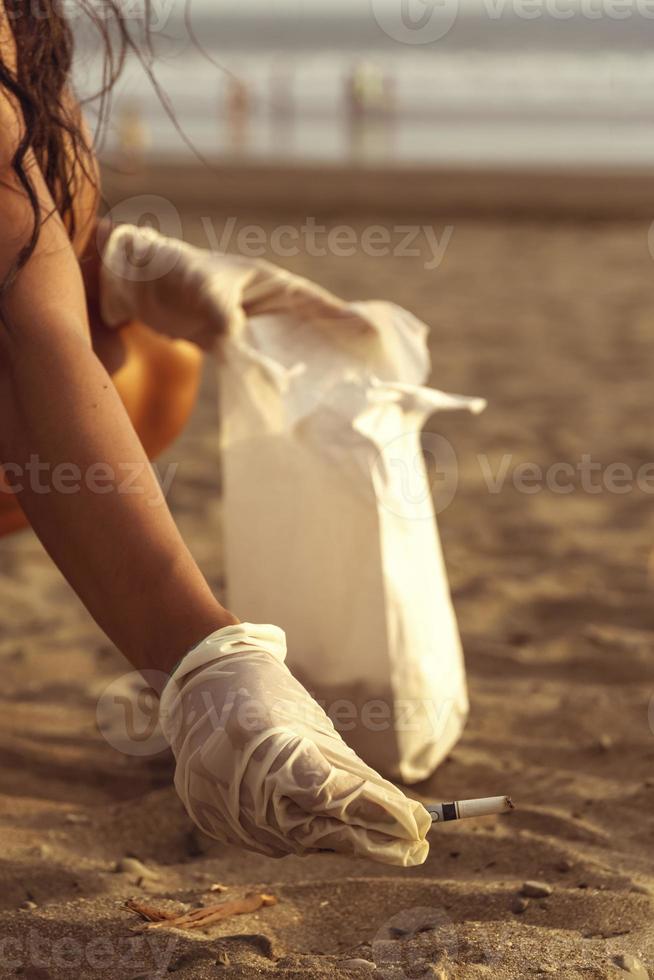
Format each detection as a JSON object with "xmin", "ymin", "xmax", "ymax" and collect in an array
[{"xmin": 426, "ymin": 795, "xmax": 514, "ymax": 823}]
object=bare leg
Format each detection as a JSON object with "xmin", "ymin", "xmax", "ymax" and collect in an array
[{"xmin": 0, "ymin": 319, "xmax": 203, "ymax": 539}]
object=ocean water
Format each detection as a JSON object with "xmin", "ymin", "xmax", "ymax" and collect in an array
[{"xmin": 73, "ymin": 7, "xmax": 654, "ymax": 168}]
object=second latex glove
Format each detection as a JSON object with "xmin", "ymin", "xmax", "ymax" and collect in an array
[
  {"xmin": 159, "ymin": 622, "xmax": 431, "ymax": 867},
  {"xmin": 99, "ymin": 224, "xmax": 373, "ymax": 349}
]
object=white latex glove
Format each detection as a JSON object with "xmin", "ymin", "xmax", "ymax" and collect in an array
[
  {"xmin": 159, "ymin": 622, "xmax": 431, "ymax": 867},
  {"xmin": 99, "ymin": 224, "xmax": 374, "ymax": 349}
]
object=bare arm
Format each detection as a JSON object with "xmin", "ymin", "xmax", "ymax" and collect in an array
[{"xmin": 0, "ymin": 105, "xmax": 236, "ymax": 674}]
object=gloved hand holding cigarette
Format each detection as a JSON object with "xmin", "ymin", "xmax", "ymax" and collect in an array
[{"xmin": 159, "ymin": 622, "xmax": 432, "ymax": 867}]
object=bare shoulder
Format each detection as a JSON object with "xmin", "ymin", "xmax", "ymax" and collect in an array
[
  {"xmin": 0, "ymin": 2, "xmax": 17, "ymax": 72},
  {"xmin": 0, "ymin": 2, "xmax": 99, "ymax": 253},
  {"xmin": 0, "ymin": 4, "xmax": 22, "ymax": 166}
]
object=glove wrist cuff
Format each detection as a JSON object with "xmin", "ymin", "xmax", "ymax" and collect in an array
[{"xmin": 160, "ymin": 620, "xmax": 287, "ymax": 700}]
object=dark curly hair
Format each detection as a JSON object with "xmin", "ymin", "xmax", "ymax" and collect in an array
[{"xmin": 0, "ymin": 0, "xmax": 157, "ymax": 292}]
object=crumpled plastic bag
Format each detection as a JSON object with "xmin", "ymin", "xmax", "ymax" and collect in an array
[
  {"xmin": 159, "ymin": 621, "xmax": 432, "ymax": 867},
  {"xmin": 218, "ymin": 301, "xmax": 485, "ymax": 783}
]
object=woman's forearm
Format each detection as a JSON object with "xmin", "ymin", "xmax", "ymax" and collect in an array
[{"xmin": 0, "ymin": 315, "xmax": 237, "ymax": 674}]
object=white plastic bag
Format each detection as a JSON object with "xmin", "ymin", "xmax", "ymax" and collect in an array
[{"xmin": 218, "ymin": 298, "xmax": 484, "ymax": 784}]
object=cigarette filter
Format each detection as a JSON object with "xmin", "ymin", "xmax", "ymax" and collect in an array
[{"xmin": 426, "ymin": 795, "xmax": 514, "ymax": 823}]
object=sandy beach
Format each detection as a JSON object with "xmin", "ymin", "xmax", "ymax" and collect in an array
[{"xmin": 1, "ymin": 167, "xmax": 654, "ymax": 979}]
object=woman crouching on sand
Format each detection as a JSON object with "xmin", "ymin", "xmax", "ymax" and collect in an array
[{"xmin": 0, "ymin": 2, "xmax": 431, "ymax": 865}]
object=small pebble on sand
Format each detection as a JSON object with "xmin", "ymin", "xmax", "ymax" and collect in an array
[
  {"xmin": 114, "ymin": 856, "xmax": 158, "ymax": 879},
  {"xmin": 511, "ymin": 896, "xmax": 529, "ymax": 914},
  {"xmin": 19, "ymin": 900, "xmax": 38, "ymax": 910},
  {"xmin": 613, "ymin": 953, "xmax": 648, "ymax": 976},
  {"xmin": 630, "ymin": 883, "xmax": 653, "ymax": 896},
  {"xmin": 521, "ymin": 881, "xmax": 553, "ymax": 898},
  {"xmin": 556, "ymin": 858, "xmax": 573, "ymax": 872},
  {"xmin": 341, "ymin": 959, "xmax": 376, "ymax": 972}
]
